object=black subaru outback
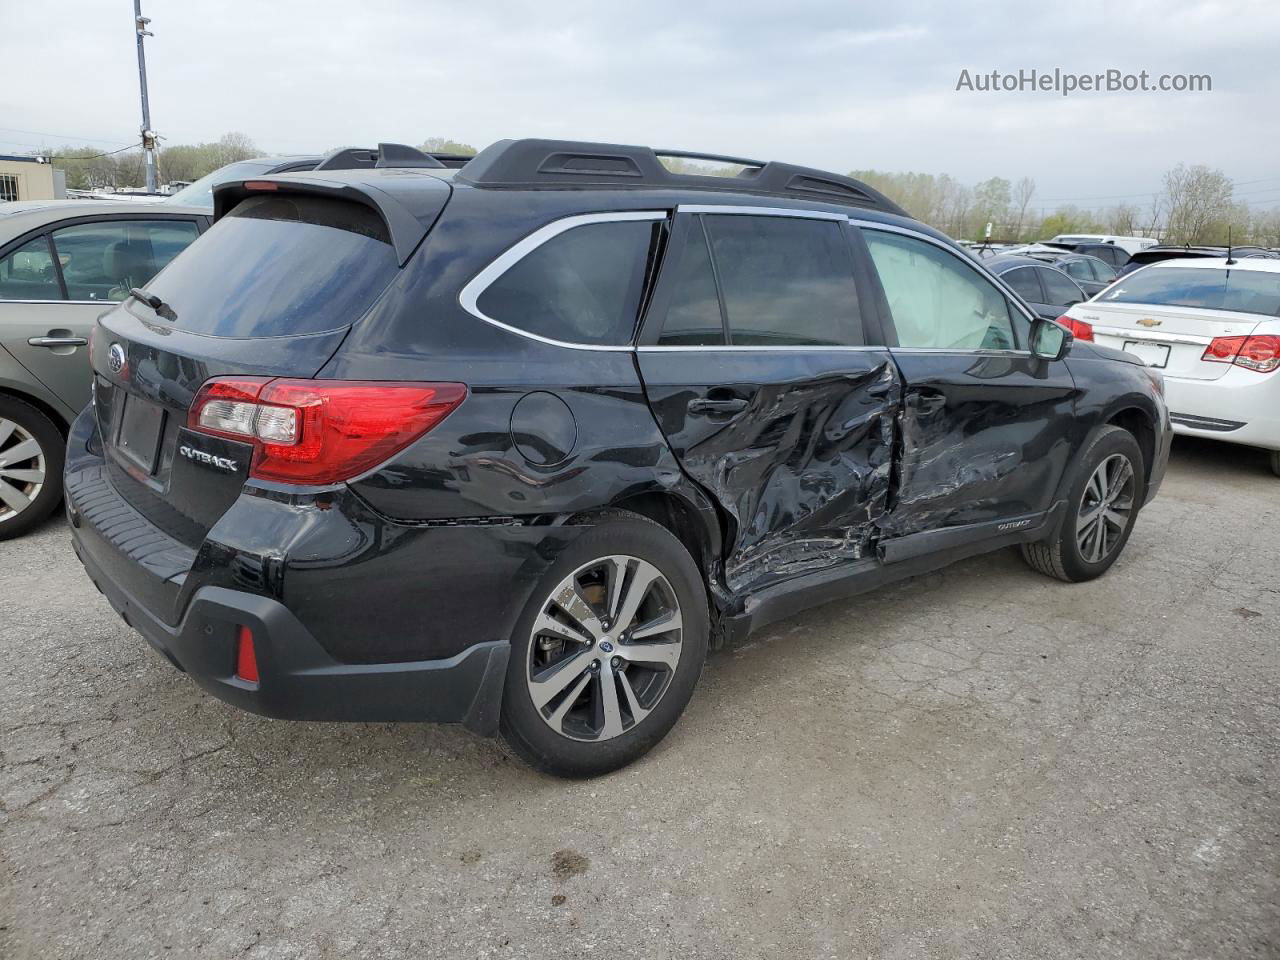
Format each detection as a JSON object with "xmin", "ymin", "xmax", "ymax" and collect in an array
[{"xmin": 65, "ymin": 139, "xmax": 1171, "ymax": 777}]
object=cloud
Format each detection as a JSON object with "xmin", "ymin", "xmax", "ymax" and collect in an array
[{"xmin": 0, "ymin": 0, "xmax": 1276, "ymax": 204}]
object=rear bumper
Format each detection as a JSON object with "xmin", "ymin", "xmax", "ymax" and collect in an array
[
  {"xmin": 72, "ymin": 532, "xmax": 509, "ymax": 731},
  {"xmin": 61, "ymin": 405, "xmax": 580, "ymax": 733},
  {"xmin": 1164, "ymin": 370, "xmax": 1280, "ymax": 451}
]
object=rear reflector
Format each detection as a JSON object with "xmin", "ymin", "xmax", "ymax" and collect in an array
[
  {"xmin": 189, "ymin": 379, "xmax": 467, "ymax": 484},
  {"xmin": 235, "ymin": 626, "xmax": 259, "ymax": 683},
  {"xmin": 1202, "ymin": 334, "xmax": 1280, "ymax": 373},
  {"xmin": 242, "ymin": 180, "xmax": 279, "ymax": 191},
  {"xmin": 1055, "ymin": 314, "xmax": 1094, "ymax": 342}
]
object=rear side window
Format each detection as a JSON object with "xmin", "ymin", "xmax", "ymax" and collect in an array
[
  {"xmin": 656, "ymin": 224, "xmax": 726, "ymax": 346},
  {"xmin": 51, "ymin": 220, "xmax": 200, "ymax": 301},
  {"xmin": 0, "ymin": 235, "xmax": 60, "ymax": 301},
  {"xmin": 475, "ymin": 220, "xmax": 656, "ymax": 346},
  {"xmin": 703, "ymin": 215, "xmax": 863, "ymax": 346},
  {"xmin": 1063, "ymin": 259, "xmax": 1092, "ymax": 282},
  {"xmin": 147, "ymin": 195, "xmax": 399, "ymax": 337},
  {"xmin": 1002, "ymin": 266, "xmax": 1044, "ymax": 303},
  {"xmin": 1039, "ymin": 267, "xmax": 1084, "ymax": 306},
  {"xmin": 1100, "ymin": 266, "xmax": 1280, "ymax": 317}
]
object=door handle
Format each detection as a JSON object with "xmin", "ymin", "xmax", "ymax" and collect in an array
[
  {"xmin": 688, "ymin": 397, "xmax": 748, "ymax": 415},
  {"xmin": 28, "ymin": 336, "xmax": 88, "ymax": 348}
]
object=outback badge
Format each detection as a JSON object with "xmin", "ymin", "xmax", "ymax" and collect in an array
[{"xmin": 179, "ymin": 444, "xmax": 239, "ymax": 473}]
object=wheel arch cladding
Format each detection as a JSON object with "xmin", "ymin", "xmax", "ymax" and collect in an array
[
  {"xmin": 0, "ymin": 384, "xmax": 71, "ymax": 436},
  {"xmin": 603, "ymin": 489, "xmax": 722, "ymax": 577}
]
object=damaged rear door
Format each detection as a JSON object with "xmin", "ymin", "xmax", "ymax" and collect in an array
[
  {"xmin": 636, "ymin": 207, "xmax": 899, "ymax": 594},
  {"xmin": 855, "ymin": 223, "xmax": 1079, "ymax": 554}
]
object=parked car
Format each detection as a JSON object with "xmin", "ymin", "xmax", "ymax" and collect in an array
[
  {"xmin": 1049, "ymin": 234, "xmax": 1157, "ymax": 256},
  {"xmin": 1117, "ymin": 244, "xmax": 1280, "ymax": 278},
  {"xmin": 165, "ymin": 144, "xmax": 473, "ymax": 210},
  {"xmin": 0, "ymin": 199, "xmax": 210, "ymax": 538},
  {"xmin": 1062, "ymin": 257, "xmax": 1280, "ymax": 476},
  {"xmin": 986, "ymin": 254, "xmax": 1091, "ymax": 319},
  {"xmin": 64, "ymin": 138, "xmax": 1171, "ymax": 777},
  {"xmin": 1026, "ymin": 251, "xmax": 1119, "ymax": 296}
]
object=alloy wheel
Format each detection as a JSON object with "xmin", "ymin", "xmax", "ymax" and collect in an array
[
  {"xmin": 526, "ymin": 555, "xmax": 683, "ymax": 742},
  {"xmin": 1076, "ymin": 453, "xmax": 1135, "ymax": 564},
  {"xmin": 0, "ymin": 418, "xmax": 47, "ymax": 525}
]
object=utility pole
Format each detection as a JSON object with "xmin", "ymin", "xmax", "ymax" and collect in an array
[{"xmin": 134, "ymin": 0, "xmax": 157, "ymax": 193}]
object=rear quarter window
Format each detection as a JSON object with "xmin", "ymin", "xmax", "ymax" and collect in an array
[
  {"xmin": 474, "ymin": 219, "xmax": 658, "ymax": 346},
  {"xmin": 146, "ymin": 195, "xmax": 399, "ymax": 337}
]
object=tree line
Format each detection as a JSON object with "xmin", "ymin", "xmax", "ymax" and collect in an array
[
  {"xmin": 37, "ymin": 134, "xmax": 1277, "ymax": 247},
  {"xmin": 850, "ymin": 164, "xmax": 1280, "ymax": 247}
]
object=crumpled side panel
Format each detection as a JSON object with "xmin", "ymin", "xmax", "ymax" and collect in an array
[{"xmin": 684, "ymin": 362, "xmax": 898, "ymax": 593}]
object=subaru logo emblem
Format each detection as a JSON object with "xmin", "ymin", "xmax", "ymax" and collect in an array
[
  {"xmin": 599, "ymin": 641, "xmax": 614, "ymax": 653},
  {"xmin": 107, "ymin": 343, "xmax": 126, "ymax": 374}
]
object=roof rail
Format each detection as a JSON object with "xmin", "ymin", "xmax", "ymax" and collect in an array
[
  {"xmin": 313, "ymin": 143, "xmax": 447, "ymax": 172},
  {"xmin": 455, "ymin": 139, "xmax": 908, "ymax": 217}
]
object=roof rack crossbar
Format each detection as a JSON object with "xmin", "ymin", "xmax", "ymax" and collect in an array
[{"xmin": 455, "ymin": 139, "xmax": 908, "ymax": 217}]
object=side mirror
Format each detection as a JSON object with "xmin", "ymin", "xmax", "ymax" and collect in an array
[{"xmin": 1031, "ymin": 318, "xmax": 1072, "ymax": 362}]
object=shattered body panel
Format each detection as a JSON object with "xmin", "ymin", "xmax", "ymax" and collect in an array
[
  {"xmin": 880, "ymin": 351, "xmax": 1080, "ymax": 539},
  {"xmin": 636, "ymin": 349, "xmax": 900, "ymax": 593}
]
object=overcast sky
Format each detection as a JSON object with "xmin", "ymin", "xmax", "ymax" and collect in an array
[{"xmin": 2, "ymin": 0, "xmax": 1278, "ymax": 211}]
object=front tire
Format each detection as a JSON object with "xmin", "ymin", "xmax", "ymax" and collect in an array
[
  {"xmin": 0, "ymin": 396, "xmax": 64, "ymax": 541},
  {"xmin": 499, "ymin": 513, "xmax": 709, "ymax": 778},
  {"xmin": 1022, "ymin": 425, "xmax": 1146, "ymax": 583}
]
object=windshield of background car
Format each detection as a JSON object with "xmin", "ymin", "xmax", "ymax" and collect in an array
[
  {"xmin": 164, "ymin": 160, "xmax": 277, "ymax": 208},
  {"xmin": 1099, "ymin": 266, "xmax": 1280, "ymax": 317}
]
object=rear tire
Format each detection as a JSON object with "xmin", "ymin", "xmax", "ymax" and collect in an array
[
  {"xmin": 499, "ymin": 512, "xmax": 708, "ymax": 778},
  {"xmin": 1021, "ymin": 425, "xmax": 1145, "ymax": 583},
  {"xmin": 1269, "ymin": 449, "xmax": 1280, "ymax": 478},
  {"xmin": 0, "ymin": 396, "xmax": 64, "ymax": 541}
]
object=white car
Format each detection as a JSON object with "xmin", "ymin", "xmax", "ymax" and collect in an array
[
  {"xmin": 1050, "ymin": 234, "xmax": 1158, "ymax": 256},
  {"xmin": 1061, "ymin": 257, "xmax": 1280, "ymax": 477}
]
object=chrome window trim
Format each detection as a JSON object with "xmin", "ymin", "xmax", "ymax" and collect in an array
[
  {"xmin": 457, "ymin": 210, "xmax": 666, "ymax": 353},
  {"xmin": 1091, "ymin": 324, "xmax": 1212, "ymax": 346},
  {"xmin": 851, "ymin": 218, "xmax": 1040, "ymax": 352},
  {"xmin": 637, "ymin": 344, "xmax": 883, "ymax": 353},
  {"xmin": 0, "ymin": 299, "xmax": 112, "ymax": 306},
  {"xmin": 677, "ymin": 204, "xmax": 848, "ymax": 221}
]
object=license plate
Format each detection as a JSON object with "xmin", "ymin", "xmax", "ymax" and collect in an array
[
  {"xmin": 116, "ymin": 395, "xmax": 166, "ymax": 474},
  {"xmin": 1122, "ymin": 340, "xmax": 1171, "ymax": 368}
]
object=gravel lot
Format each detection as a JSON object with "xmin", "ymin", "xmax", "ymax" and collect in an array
[{"xmin": 2, "ymin": 436, "xmax": 1277, "ymax": 959}]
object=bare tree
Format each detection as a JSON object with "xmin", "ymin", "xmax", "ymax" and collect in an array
[
  {"xmin": 1105, "ymin": 202, "xmax": 1139, "ymax": 235},
  {"xmin": 1162, "ymin": 164, "xmax": 1234, "ymax": 244},
  {"xmin": 1012, "ymin": 177, "xmax": 1036, "ymax": 240}
]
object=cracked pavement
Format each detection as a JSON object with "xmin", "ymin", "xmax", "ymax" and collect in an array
[{"xmin": 2, "ymin": 436, "xmax": 1278, "ymax": 959}]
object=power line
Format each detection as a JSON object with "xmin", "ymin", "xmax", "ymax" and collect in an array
[
  {"xmin": 0, "ymin": 126, "xmax": 134, "ymax": 148},
  {"xmin": 55, "ymin": 142, "xmax": 144, "ymax": 161}
]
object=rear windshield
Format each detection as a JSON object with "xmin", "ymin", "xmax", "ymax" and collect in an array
[
  {"xmin": 146, "ymin": 195, "xmax": 400, "ymax": 337},
  {"xmin": 1099, "ymin": 265, "xmax": 1280, "ymax": 317}
]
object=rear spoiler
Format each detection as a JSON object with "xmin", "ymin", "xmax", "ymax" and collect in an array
[
  {"xmin": 212, "ymin": 171, "xmax": 452, "ymax": 266},
  {"xmin": 312, "ymin": 143, "xmax": 474, "ymax": 172}
]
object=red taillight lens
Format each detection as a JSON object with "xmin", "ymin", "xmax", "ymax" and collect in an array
[
  {"xmin": 235, "ymin": 626, "xmax": 259, "ymax": 683},
  {"xmin": 1202, "ymin": 335, "xmax": 1280, "ymax": 373},
  {"xmin": 189, "ymin": 379, "xmax": 467, "ymax": 484},
  {"xmin": 1055, "ymin": 314, "xmax": 1094, "ymax": 342}
]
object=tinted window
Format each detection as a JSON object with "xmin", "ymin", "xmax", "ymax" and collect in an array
[
  {"xmin": 703, "ymin": 215, "xmax": 862, "ymax": 346},
  {"xmin": 1063, "ymin": 259, "xmax": 1092, "ymax": 281},
  {"xmin": 1002, "ymin": 266, "xmax": 1044, "ymax": 303},
  {"xmin": 1099, "ymin": 266, "xmax": 1280, "ymax": 317},
  {"xmin": 51, "ymin": 220, "xmax": 199, "ymax": 301},
  {"xmin": 1091, "ymin": 259, "xmax": 1117, "ymax": 283},
  {"xmin": 477, "ymin": 219, "xmax": 655, "ymax": 346},
  {"xmin": 657, "ymin": 224, "xmax": 725, "ymax": 346},
  {"xmin": 0, "ymin": 235, "xmax": 60, "ymax": 301},
  {"xmin": 147, "ymin": 196, "xmax": 399, "ymax": 338},
  {"xmin": 1039, "ymin": 267, "xmax": 1085, "ymax": 306},
  {"xmin": 865, "ymin": 231, "xmax": 1016, "ymax": 350}
]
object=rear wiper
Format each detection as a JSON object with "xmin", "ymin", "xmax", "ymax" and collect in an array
[{"xmin": 129, "ymin": 287, "xmax": 177, "ymax": 321}]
